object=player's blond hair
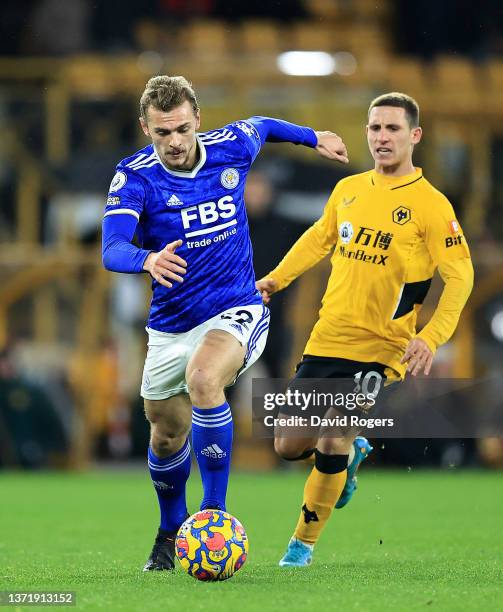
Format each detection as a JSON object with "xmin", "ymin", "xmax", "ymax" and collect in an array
[
  {"xmin": 368, "ymin": 92, "xmax": 420, "ymax": 128},
  {"xmin": 140, "ymin": 76, "xmax": 199, "ymax": 121}
]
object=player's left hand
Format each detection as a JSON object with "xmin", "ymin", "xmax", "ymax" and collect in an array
[
  {"xmin": 256, "ymin": 277, "xmax": 278, "ymax": 304},
  {"xmin": 400, "ymin": 338, "xmax": 434, "ymax": 376},
  {"xmin": 315, "ymin": 131, "xmax": 349, "ymax": 164}
]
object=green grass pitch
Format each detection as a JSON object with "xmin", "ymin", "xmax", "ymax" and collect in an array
[{"xmin": 1, "ymin": 468, "xmax": 502, "ymax": 611}]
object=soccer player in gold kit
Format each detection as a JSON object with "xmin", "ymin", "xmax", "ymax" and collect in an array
[{"xmin": 256, "ymin": 93, "xmax": 474, "ymax": 566}]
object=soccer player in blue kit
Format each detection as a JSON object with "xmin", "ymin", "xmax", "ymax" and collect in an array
[{"xmin": 102, "ymin": 75, "xmax": 349, "ymax": 571}]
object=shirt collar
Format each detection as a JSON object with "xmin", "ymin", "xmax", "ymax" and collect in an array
[
  {"xmin": 154, "ymin": 136, "xmax": 207, "ymax": 179},
  {"xmin": 370, "ymin": 167, "xmax": 423, "ymax": 190}
]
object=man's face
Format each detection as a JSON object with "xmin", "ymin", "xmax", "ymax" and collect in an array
[
  {"xmin": 140, "ymin": 100, "xmax": 200, "ymax": 170},
  {"xmin": 366, "ymin": 106, "xmax": 422, "ymax": 170}
]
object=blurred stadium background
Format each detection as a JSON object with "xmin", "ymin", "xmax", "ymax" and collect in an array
[{"xmin": 1, "ymin": 0, "xmax": 502, "ymax": 472}]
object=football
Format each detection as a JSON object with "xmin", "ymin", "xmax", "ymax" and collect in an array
[{"xmin": 175, "ymin": 510, "xmax": 248, "ymax": 581}]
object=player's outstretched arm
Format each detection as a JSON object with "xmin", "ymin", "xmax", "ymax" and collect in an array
[
  {"xmin": 143, "ymin": 240, "xmax": 187, "ymax": 289},
  {"xmin": 246, "ymin": 117, "xmax": 349, "ymax": 165}
]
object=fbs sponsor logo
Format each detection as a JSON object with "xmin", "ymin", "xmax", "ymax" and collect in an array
[
  {"xmin": 107, "ymin": 196, "xmax": 120, "ymax": 206},
  {"xmin": 167, "ymin": 194, "xmax": 183, "ymax": 207},
  {"xmin": 201, "ymin": 444, "xmax": 227, "ymax": 459},
  {"xmin": 181, "ymin": 195, "xmax": 237, "ymax": 237},
  {"xmin": 339, "ymin": 245, "xmax": 388, "ymax": 265}
]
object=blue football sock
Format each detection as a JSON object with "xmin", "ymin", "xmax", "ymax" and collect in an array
[
  {"xmin": 192, "ymin": 402, "xmax": 233, "ymax": 511},
  {"xmin": 148, "ymin": 439, "xmax": 191, "ymax": 533}
]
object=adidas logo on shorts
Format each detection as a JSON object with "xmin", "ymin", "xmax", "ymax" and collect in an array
[{"xmin": 201, "ymin": 444, "xmax": 226, "ymax": 459}]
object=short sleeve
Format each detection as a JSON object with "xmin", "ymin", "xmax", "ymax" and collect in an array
[
  {"xmin": 423, "ymin": 195, "xmax": 470, "ymax": 265},
  {"xmin": 103, "ymin": 168, "xmax": 146, "ymax": 221}
]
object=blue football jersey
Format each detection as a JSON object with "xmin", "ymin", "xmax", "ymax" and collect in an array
[{"xmin": 104, "ymin": 120, "xmax": 265, "ymax": 333}]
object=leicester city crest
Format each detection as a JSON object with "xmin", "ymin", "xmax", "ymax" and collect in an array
[
  {"xmin": 109, "ymin": 171, "xmax": 127, "ymax": 193},
  {"xmin": 220, "ymin": 168, "xmax": 239, "ymax": 189}
]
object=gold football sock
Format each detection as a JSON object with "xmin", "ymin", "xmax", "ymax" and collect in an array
[{"xmin": 293, "ymin": 452, "xmax": 348, "ymax": 545}]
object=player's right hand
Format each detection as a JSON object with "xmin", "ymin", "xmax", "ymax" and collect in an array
[
  {"xmin": 143, "ymin": 239, "xmax": 187, "ymax": 288},
  {"xmin": 256, "ymin": 277, "xmax": 278, "ymax": 304}
]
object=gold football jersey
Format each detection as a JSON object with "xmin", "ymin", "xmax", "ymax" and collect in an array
[{"xmin": 269, "ymin": 168, "xmax": 471, "ymax": 376}]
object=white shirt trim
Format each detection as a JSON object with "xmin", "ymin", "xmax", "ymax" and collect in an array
[
  {"xmin": 154, "ymin": 136, "xmax": 207, "ymax": 179},
  {"xmin": 103, "ymin": 209, "xmax": 140, "ymax": 220}
]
